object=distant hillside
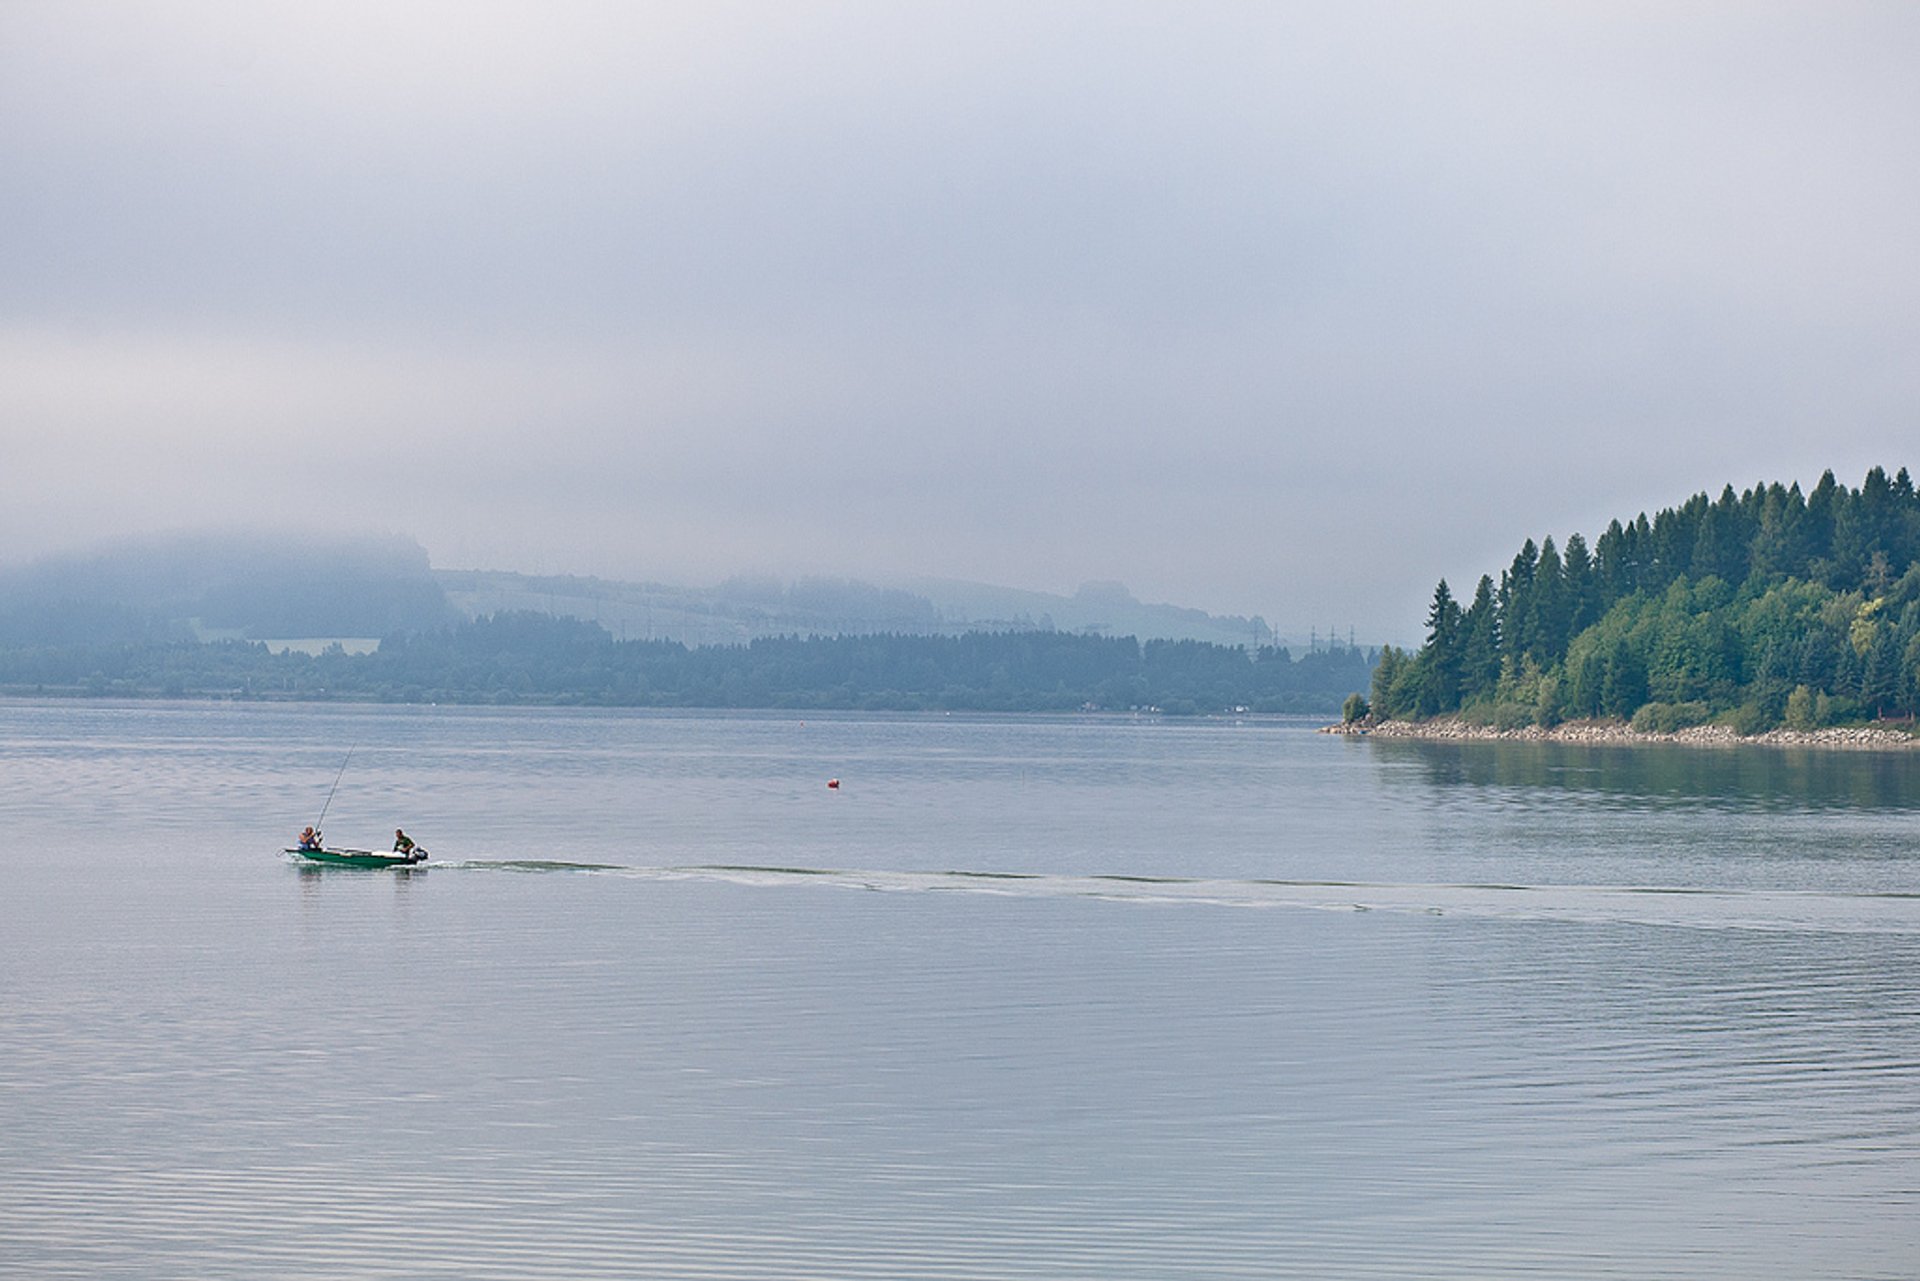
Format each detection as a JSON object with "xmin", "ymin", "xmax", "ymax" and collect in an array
[
  {"xmin": 0, "ymin": 610, "xmax": 1377, "ymax": 714},
  {"xmin": 438, "ymin": 569, "xmax": 1285, "ymax": 649},
  {"xmin": 0, "ymin": 532, "xmax": 1349, "ymax": 672},
  {"xmin": 0, "ymin": 535, "xmax": 1375, "ymax": 712},
  {"xmin": 435, "ymin": 570, "xmax": 943, "ymax": 647},
  {"xmin": 0, "ymin": 531, "xmax": 456, "ymax": 646},
  {"xmin": 900, "ymin": 578, "xmax": 1278, "ymax": 648}
]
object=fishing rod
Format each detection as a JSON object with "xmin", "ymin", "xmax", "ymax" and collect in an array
[{"xmin": 313, "ymin": 744, "xmax": 357, "ymax": 834}]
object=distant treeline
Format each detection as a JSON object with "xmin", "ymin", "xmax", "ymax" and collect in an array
[
  {"xmin": 1368, "ymin": 467, "xmax": 1920, "ymax": 732},
  {"xmin": 0, "ymin": 613, "xmax": 1374, "ymax": 714}
]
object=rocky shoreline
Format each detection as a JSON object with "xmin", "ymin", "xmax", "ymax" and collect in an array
[{"xmin": 1322, "ymin": 716, "xmax": 1920, "ymax": 751}]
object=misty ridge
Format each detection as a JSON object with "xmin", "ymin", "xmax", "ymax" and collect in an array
[
  {"xmin": 443, "ymin": 569, "xmax": 1289, "ymax": 650},
  {"xmin": 0, "ymin": 530, "xmax": 1306, "ymax": 651},
  {"xmin": 0, "ymin": 532, "xmax": 455, "ymax": 645},
  {"xmin": 0, "ymin": 531, "xmax": 1373, "ymax": 714}
]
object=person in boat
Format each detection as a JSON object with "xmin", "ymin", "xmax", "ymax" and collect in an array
[
  {"xmin": 298, "ymin": 826, "xmax": 322, "ymax": 851},
  {"xmin": 393, "ymin": 829, "xmax": 416, "ymax": 856}
]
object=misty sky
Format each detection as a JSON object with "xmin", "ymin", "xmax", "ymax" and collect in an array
[{"xmin": 4, "ymin": 2, "xmax": 1917, "ymax": 640}]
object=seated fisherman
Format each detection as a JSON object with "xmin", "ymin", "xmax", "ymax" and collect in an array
[
  {"xmin": 298, "ymin": 826, "xmax": 322, "ymax": 850},
  {"xmin": 393, "ymin": 829, "xmax": 416, "ymax": 856}
]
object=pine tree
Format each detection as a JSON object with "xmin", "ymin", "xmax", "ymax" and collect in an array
[
  {"xmin": 1499, "ymin": 541, "xmax": 1538, "ymax": 664},
  {"xmin": 1806, "ymin": 469, "xmax": 1840, "ymax": 577},
  {"xmin": 1459, "ymin": 575, "xmax": 1501, "ymax": 701},
  {"xmin": 1690, "ymin": 485, "xmax": 1747, "ymax": 583},
  {"xmin": 1528, "ymin": 537, "xmax": 1569, "ymax": 663},
  {"xmin": 1417, "ymin": 580, "xmax": 1464, "ymax": 715},
  {"xmin": 1594, "ymin": 519, "xmax": 1629, "ymax": 603},
  {"xmin": 1749, "ymin": 481, "xmax": 1807, "ymax": 580},
  {"xmin": 1862, "ymin": 624, "xmax": 1902, "ymax": 718},
  {"xmin": 1563, "ymin": 532, "xmax": 1597, "ymax": 637}
]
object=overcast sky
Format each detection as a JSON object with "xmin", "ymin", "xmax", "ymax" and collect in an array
[{"xmin": 3, "ymin": 2, "xmax": 1916, "ymax": 640}]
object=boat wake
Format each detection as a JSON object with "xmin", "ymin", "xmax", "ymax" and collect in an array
[
  {"xmin": 453, "ymin": 859, "xmax": 630, "ymax": 873},
  {"xmin": 433, "ymin": 860, "xmax": 1920, "ymax": 935}
]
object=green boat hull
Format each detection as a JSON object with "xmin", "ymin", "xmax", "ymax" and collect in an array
[{"xmin": 287, "ymin": 847, "xmax": 427, "ymax": 868}]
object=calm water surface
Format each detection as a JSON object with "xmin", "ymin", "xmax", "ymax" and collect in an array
[{"xmin": 2, "ymin": 701, "xmax": 1917, "ymax": 1278}]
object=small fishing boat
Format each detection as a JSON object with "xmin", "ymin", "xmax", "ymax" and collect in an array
[
  {"xmin": 288, "ymin": 745, "xmax": 429, "ymax": 868},
  {"xmin": 287, "ymin": 845, "xmax": 427, "ymax": 868}
]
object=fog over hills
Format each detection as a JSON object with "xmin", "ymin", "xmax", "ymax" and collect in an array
[
  {"xmin": 439, "ymin": 568, "xmax": 1300, "ymax": 649},
  {"xmin": 6, "ymin": 6, "xmax": 1917, "ymax": 655},
  {"xmin": 2, "ymin": 532, "xmax": 1361, "ymax": 652},
  {"xmin": 0, "ymin": 531, "xmax": 455, "ymax": 646}
]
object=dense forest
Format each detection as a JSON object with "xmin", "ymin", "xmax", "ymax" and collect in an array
[
  {"xmin": 0, "ymin": 614, "xmax": 1373, "ymax": 715},
  {"xmin": 1365, "ymin": 467, "xmax": 1920, "ymax": 732}
]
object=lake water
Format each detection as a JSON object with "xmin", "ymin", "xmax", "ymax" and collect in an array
[{"xmin": 2, "ymin": 700, "xmax": 1917, "ymax": 1279}]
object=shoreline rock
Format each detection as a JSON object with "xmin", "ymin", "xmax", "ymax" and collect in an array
[{"xmin": 1321, "ymin": 716, "xmax": 1920, "ymax": 751}]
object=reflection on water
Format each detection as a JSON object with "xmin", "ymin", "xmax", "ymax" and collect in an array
[
  {"xmin": 0, "ymin": 702, "xmax": 1916, "ymax": 1279},
  {"xmin": 1375, "ymin": 734, "xmax": 1920, "ymax": 811}
]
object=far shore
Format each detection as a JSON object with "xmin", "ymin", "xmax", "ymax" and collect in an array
[{"xmin": 1323, "ymin": 715, "xmax": 1920, "ymax": 751}]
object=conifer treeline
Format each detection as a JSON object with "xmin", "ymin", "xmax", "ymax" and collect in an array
[{"xmin": 1369, "ymin": 467, "xmax": 1920, "ymax": 731}]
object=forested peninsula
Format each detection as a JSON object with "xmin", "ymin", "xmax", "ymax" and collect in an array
[{"xmin": 1352, "ymin": 467, "xmax": 1920, "ymax": 739}]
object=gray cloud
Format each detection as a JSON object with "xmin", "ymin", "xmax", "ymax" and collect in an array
[{"xmin": 4, "ymin": 2, "xmax": 1918, "ymax": 639}]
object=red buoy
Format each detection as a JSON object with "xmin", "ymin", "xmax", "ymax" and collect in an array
[{"xmin": 827, "ymin": 778, "xmax": 840, "ymax": 789}]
